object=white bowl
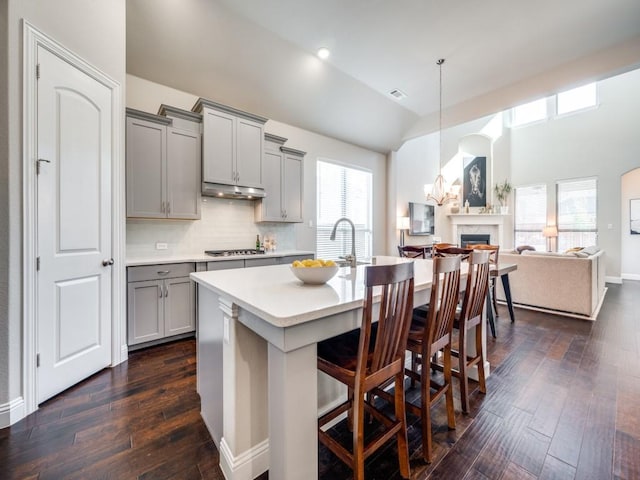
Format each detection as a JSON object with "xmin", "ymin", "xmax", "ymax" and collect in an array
[{"xmin": 290, "ymin": 265, "xmax": 339, "ymax": 285}]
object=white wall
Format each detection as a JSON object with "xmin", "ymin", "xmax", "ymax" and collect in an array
[
  {"xmin": 1, "ymin": 0, "xmax": 126, "ymax": 416},
  {"xmin": 391, "ymin": 67, "xmax": 640, "ymax": 280},
  {"xmin": 621, "ymin": 168, "xmax": 640, "ymax": 279},
  {"xmin": 126, "ymin": 75, "xmax": 388, "ymax": 257}
]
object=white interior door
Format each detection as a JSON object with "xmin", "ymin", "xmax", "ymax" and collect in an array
[{"xmin": 36, "ymin": 46, "xmax": 113, "ymax": 403}]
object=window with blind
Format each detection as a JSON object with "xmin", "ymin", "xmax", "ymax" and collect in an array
[
  {"xmin": 514, "ymin": 184, "xmax": 547, "ymax": 250},
  {"xmin": 556, "ymin": 178, "xmax": 597, "ymax": 251},
  {"xmin": 316, "ymin": 160, "xmax": 372, "ymax": 261}
]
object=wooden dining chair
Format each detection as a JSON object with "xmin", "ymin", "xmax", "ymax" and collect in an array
[
  {"xmin": 403, "ymin": 256, "xmax": 461, "ymax": 463},
  {"xmin": 397, "ymin": 244, "xmax": 429, "ymax": 259},
  {"xmin": 317, "ymin": 262, "xmax": 415, "ymax": 479},
  {"xmin": 452, "ymin": 250, "xmax": 491, "ymax": 413}
]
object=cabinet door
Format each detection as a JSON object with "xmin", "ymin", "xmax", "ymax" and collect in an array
[
  {"xmin": 167, "ymin": 127, "xmax": 201, "ymax": 219},
  {"xmin": 283, "ymin": 153, "xmax": 303, "ymax": 223},
  {"xmin": 202, "ymin": 109, "xmax": 235, "ymax": 185},
  {"xmin": 127, "ymin": 280, "xmax": 164, "ymax": 345},
  {"xmin": 258, "ymin": 149, "xmax": 283, "ymax": 221},
  {"xmin": 126, "ymin": 117, "xmax": 166, "ymax": 218},
  {"xmin": 236, "ymin": 118, "xmax": 263, "ymax": 188},
  {"xmin": 164, "ymin": 277, "xmax": 195, "ymax": 336}
]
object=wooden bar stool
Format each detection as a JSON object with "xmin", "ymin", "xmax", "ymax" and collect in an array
[
  {"xmin": 452, "ymin": 250, "xmax": 491, "ymax": 413},
  {"xmin": 317, "ymin": 262, "xmax": 415, "ymax": 479},
  {"xmin": 403, "ymin": 256, "xmax": 461, "ymax": 463}
]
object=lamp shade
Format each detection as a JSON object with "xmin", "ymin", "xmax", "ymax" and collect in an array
[
  {"xmin": 397, "ymin": 216, "xmax": 410, "ymax": 230},
  {"xmin": 542, "ymin": 225, "xmax": 558, "ymax": 238}
]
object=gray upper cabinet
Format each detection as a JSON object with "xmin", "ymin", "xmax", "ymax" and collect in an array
[
  {"xmin": 126, "ymin": 107, "xmax": 201, "ymax": 220},
  {"xmin": 256, "ymin": 134, "xmax": 305, "ymax": 223},
  {"xmin": 193, "ymin": 98, "xmax": 267, "ymax": 189}
]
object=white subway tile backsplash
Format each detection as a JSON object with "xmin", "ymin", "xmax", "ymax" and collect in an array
[{"xmin": 126, "ymin": 198, "xmax": 296, "ymax": 256}]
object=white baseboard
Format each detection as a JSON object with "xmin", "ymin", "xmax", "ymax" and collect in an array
[
  {"xmin": 0, "ymin": 396, "xmax": 26, "ymax": 428},
  {"xmin": 219, "ymin": 437, "xmax": 269, "ymax": 480},
  {"xmin": 621, "ymin": 274, "xmax": 640, "ymax": 281},
  {"xmin": 606, "ymin": 276, "xmax": 623, "ymax": 284}
]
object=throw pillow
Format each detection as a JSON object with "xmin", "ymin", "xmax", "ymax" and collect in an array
[
  {"xmin": 581, "ymin": 245, "xmax": 600, "ymax": 255},
  {"xmin": 516, "ymin": 245, "xmax": 536, "ymax": 254},
  {"xmin": 565, "ymin": 247, "xmax": 583, "ymax": 253}
]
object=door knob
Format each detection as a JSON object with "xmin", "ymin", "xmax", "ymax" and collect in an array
[{"xmin": 102, "ymin": 258, "xmax": 114, "ymax": 266}]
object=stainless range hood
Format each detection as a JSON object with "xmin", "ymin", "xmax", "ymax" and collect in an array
[{"xmin": 201, "ymin": 182, "xmax": 266, "ymax": 199}]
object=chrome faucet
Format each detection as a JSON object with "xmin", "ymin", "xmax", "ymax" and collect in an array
[{"xmin": 329, "ymin": 217, "xmax": 357, "ymax": 267}]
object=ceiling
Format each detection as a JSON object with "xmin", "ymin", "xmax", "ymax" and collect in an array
[{"xmin": 127, "ymin": 0, "xmax": 640, "ymax": 153}]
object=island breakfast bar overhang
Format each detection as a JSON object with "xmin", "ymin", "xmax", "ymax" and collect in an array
[{"xmin": 191, "ymin": 256, "xmax": 490, "ymax": 480}]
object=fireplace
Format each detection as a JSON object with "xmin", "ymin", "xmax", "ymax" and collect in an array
[{"xmin": 461, "ymin": 234, "xmax": 491, "ymax": 247}]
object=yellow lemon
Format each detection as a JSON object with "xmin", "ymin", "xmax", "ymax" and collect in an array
[{"xmin": 292, "ymin": 260, "xmax": 302, "ymax": 267}]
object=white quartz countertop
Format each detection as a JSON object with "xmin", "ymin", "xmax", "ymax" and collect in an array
[
  {"xmin": 126, "ymin": 250, "xmax": 315, "ymax": 266},
  {"xmin": 191, "ymin": 256, "xmax": 439, "ymax": 328}
]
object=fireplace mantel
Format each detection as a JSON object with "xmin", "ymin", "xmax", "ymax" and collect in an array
[{"xmin": 447, "ymin": 214, "xmax": 509, "ymax": 246}]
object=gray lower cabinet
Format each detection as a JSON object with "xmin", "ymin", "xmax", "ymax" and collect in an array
[
  {"xmin": 127, "ymin": 263, "xmax": 195, "ymax": 347},
  {"xmin": 278, "ymin": 254, "xmax": 312, "ymax": 264}
]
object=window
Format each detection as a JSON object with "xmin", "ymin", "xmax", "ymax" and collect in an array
[
  {"xmin": 514, "ymin": 184, "xmax": 547, "ymax": 250},
  {"xmin": 557, "ymin": 83, "xmax": 596, "ymax": 115},
  {"xmin": 511, "ymin": 98, "xmax": 547, "ymax": 127},
  {"xmin": 316, "ymin": 160, "xmax": 372, "ymax": 260},
  {"xmin": 556, "ymin": 178, "xmax": 597, "ymax": 251}
]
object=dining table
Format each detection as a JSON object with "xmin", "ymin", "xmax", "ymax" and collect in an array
[{"xmin": 191, "ymin": 256, "xmax": 490, "ymax": 480}]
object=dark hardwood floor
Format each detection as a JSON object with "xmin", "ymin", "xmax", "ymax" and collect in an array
[{"xmin": 1, "ymin": 281, "xmax": 639, "ymax": 479}]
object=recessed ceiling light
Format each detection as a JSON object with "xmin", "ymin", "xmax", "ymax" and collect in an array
[{"xmin": 317, "ymin": 47, "xmax": 330, "ymax": 60}]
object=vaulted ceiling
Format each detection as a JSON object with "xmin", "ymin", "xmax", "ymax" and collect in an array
[{"xmin": 127, "ymin": 0, "xmax": 640, "ymax": 153}]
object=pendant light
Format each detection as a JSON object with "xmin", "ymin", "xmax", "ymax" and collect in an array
[{"xmin": 424, "ymin": 58, "xmax": 459, "ymax": 206}]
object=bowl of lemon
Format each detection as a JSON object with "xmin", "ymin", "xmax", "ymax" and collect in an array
[{"xmin": 290, "ymin": 258, "xmax": 339, "ymax": 285}]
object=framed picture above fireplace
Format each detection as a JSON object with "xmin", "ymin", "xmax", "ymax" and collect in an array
[
  {"xmin": 408, "ymin": 202, "xmax": 435, "ymax": 235},
  {"xmin": 463, "ymin": 156, "xmax": 487, "ymax": 207}
]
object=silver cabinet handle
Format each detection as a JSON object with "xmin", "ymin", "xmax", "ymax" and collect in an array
[
  {"xmin": 37, "ymin": 158, "xmax": 51, "ymax": 174},
  {"xmin": 157, "ymin": 270, "xmax": 170, "ymax": 276},
  {"xmin": 167, "ymin": 202, "xmax": 171, "ymax": 214},
  {"xmin": 165, "ymin": 285, "xmax": 169, "ymax": 297},
  {"xmin": 102, "ymin": 258, "xmax": 114, "ymax": 266},
  {"xmin": 161, "ymin": 201, "xmax": 166, "ymax": 214},
  {"xmin": 159, "ymin": 286, "xmax": 163, "ymax": 298}
]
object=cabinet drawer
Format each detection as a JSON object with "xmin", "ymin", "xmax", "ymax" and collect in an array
[
  {"xmin": 128, "ymin": 263, "xmax": 195, "ymax": 282},
  {"xmin": 278, "ymin": 254, "xmax": 313, "ymax": 264},
  {"xmin": 207, "ymin": 260, "xmax": 245, "ymax": 271},
  {"xmin": 245, "ymin": 257, "xmax": 278, "ymax": 268}
]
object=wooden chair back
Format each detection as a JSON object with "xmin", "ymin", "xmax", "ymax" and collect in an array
[
  {"xmin": 397, "ymin": 245, "xmax": 429, "ymax": 259},
  {"xmin": 460, "ymin": 250, "xmax": 491, "ymax": 327},
  {"xmin": 360, "ymin": 262, "xmax": 415, "ymax": 380},
  {"xmin": 425, "ymin": 256, "xmax": 462, "ymax": 353},
  {"xmin": 467, "ymin": 243, "xmax": 500, "ymax": 265},
  {"xmin": 433, "ymin": 245, "xmax": 473, "ymax": 260}
]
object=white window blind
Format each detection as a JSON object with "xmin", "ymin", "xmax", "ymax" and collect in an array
[
  {"xmin": 557, "ymin": 178, "xmax": 597, "ymax": 251},
  {"xmin": 511, "ymin": 98, "xmax": 547, "ymax": 127},
  {"xmin": 316, "ymin": 160, "xmax": 372, "ymax": 261},
  {"xmin": 514, "ymin": 184, "xmax": 547, "ymax": 250},
  {"xmin": 557, "ymin": 83, "xmax": 596, "ymax": 115}
]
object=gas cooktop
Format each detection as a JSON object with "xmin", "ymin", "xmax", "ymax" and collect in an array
[{"xmin": 205, "ymin": 249, "xmax": 266, "ymax": 257}]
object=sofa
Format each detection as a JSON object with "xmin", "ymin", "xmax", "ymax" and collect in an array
[{"xmin": 496, "ymin": 248, "xmax": 606, "ymax": 319}]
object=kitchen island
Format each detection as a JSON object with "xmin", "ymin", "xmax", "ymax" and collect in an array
[{"xmin": 191, "ymin": 256, "xmax": 488, "ymax": 480}]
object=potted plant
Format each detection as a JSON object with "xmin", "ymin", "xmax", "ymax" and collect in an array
[{"xmin": 494, "ymin": 179, "xmax": 512, "ymax": 214}]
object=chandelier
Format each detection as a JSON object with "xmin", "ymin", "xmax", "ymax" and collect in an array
[{"xmin": 424, "ymin": 58, "xmax": 459, "ymax": 206}]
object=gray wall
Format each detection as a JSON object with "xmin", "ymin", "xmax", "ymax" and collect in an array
[
  {"xmin": 392, "ymin": 67, "xmax": 640, "ymax": 280},
  {"xmin": 1, "ymin": 0, "xmax": 126, "ymax": 409}
]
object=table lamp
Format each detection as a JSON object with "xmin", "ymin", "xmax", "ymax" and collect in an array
[
  {"xmin": 542, "ymin": 225, "xmax": 558, "ymax": 252},
  {"xmin": 397, "ymin": 216, "xmax": 410, "ymax": 246}
]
